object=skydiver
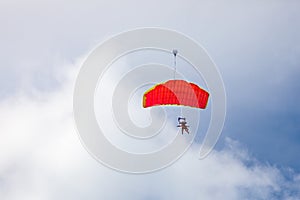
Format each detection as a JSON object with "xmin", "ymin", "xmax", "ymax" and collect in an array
[{"xmin": 177, "ymin": 117, "xmax": 189, "ymax": 134}]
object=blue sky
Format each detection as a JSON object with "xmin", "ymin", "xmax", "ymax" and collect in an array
[{"xmin": 0, "ymin": 0, "xmax": 300, "ymax": 199}]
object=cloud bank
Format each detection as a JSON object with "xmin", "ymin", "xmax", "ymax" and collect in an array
[{"xmin": 0, "ymin": 61, "xmax": 299, "ymax": 200}]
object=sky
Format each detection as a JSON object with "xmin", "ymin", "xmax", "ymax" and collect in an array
[{"xmin": 1, "ymin": 0, "xmax": 300, "ymax": 199}]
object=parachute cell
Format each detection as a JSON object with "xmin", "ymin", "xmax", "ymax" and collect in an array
[{"xmin": 143, "ymin": 80, "xmax": 209, "ymax": 109}]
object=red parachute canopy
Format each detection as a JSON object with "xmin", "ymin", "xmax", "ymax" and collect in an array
[{"xmin": 143, "ymin": 80, "xmax": 209, "ymax": 109}]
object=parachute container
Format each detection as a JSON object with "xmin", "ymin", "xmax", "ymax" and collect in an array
[{"xmin": 143, "ymin": 80, "xmax": 209, "ymax": 109}]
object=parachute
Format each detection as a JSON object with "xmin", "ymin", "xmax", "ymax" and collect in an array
[{"xmin": 143, "ymin": 80, "xmax": 209, "ymax": 109}]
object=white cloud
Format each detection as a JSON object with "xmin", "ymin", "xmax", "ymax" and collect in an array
[{"xmin": 0, "ymin": 60, "xmax": 299, "ymax": 200}]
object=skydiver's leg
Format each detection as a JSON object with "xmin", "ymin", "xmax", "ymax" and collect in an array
[{"xmin": 185, "ymin": 128, "xmax": 189, "ymax": 134}]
